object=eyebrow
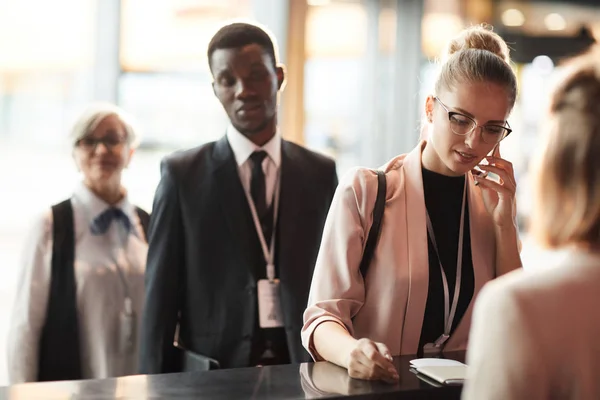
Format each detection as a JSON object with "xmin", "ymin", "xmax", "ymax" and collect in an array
[
  {"xmin": 249, "ymin": 62, "xmax": 268, "ymax": 70},
  {"xmin": 215, "ymin": 61, "xmax": 266, "ymax": 76},
  {"xmin": 452, "ymin": 107, "xmax": 507, "ymax": 125},
  {"xmin": 215, "ymin": 69, "xmax": 231, "ymax": 79}
]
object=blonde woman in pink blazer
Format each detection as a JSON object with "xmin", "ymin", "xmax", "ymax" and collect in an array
[
  {"xmin": 462, "ymin": 46, "xmax": 600, "ymax": 400},
  {"xmin": 302, "ymin": 25, "xmax": 522, "ymax": 383}
]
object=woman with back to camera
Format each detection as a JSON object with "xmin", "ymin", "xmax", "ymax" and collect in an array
[
  {"xmin": 302, "ymin": 25, "xmax": 522, "ymax": 383},
  {"xmin": 7, "ymin": 103, "xmax": 150, "ymax": 382},
  {"xmin": 463, "ymin": 45, "xmax": 600, "ymax": 400}
]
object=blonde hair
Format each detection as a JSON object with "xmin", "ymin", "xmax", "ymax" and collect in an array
[
  {"xmin": 530, "ymin": 45, "xmax": 600, "ymax": 249},
  {"xmin": 435, "ymin": 25, "xmax": 518, "ymax": 109},
  {"xmin": 70, "ymin": 102, "xmax": 140, "ymax": 148}
]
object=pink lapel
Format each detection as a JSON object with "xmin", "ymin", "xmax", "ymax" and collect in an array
[
  {"xmin": 397, "ymin": 141, "xmax": 496, "ymax": 353},
  {"xmin": 399, "ymin": 141, "xmax": 430, "ymax": 354}
]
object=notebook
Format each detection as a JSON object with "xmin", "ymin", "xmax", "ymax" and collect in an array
[{"xmin": 409, "ymin": 358, "xmax": 467, "ymax": 386}]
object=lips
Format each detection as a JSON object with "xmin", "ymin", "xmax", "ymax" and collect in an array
[
  {"xmin": 455, "ymin": 150, "xmax": 477, "ymax": 164},
  {"xmin": 95, "ymin": 160, "xmax": 118, "ymax": 169},
  {"xmin": 237, "ymin": 103, "xmax": 262, "ymax": 116}
]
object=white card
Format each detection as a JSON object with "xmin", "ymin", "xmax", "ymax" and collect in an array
[
  {"xmin": 410, "ymin": 358, "xmax": 466, "ymax": 368},
  {"xmin": 257, "ymin": 279, "xmax": 284, "ymax": 328}
]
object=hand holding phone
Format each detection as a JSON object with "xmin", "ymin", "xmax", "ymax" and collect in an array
[
  {"xmin": 472, "ymin": 145, "xmax": 498, "ymax": 185},
  {"xmin": 471, "ymin": 143, "xmax": 517, "ymax": 227}
]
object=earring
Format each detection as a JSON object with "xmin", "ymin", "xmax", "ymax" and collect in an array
[{"xmin": 427, "ymin": 114, "xmax": 433, "ymax": 123}]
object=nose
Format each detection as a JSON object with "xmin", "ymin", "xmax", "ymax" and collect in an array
[
  {"xmin": 234, "ymin": 78, "xmax": 256, "ymax": 99},
  {"xmin": 464, "ymin": 125, "xmax": 484, "ymax": 149},
  {"xmin": 93, "ymin": 142, "xmax": 110, "ymax": 155}
]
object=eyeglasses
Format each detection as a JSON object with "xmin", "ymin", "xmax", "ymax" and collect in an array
[
  {"xmin": 434, "ymin": 97, "xmax": 512, "ymax": 144},
  {"xmin": 76, "ymin": 136, "xmax": 126, "ymax": 152}
]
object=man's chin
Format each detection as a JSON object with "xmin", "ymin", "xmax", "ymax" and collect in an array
[{"xmin": 233, "ymin": 119, "xmax": 269, "ymax": 136}]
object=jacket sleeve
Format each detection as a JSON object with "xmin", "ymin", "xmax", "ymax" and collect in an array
[
  {"xmin": 301, "ymin": 167, "xmax": 377, "ymax": 360},
  {"xmin": 7, "ymin": 211, "xmax": 53, "ymax": 383},
  {"xmin": 139, "ymin": 158, "xmax": 185, "ymax": 374}
]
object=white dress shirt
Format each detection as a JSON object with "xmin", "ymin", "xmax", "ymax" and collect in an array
[
  {"xmin": 7, "ymin": 182, "xmax": 148, "ymax": 382},
  {"xmin": 226, "ymin": 124, "xmax": 281, "ymax": 209}
]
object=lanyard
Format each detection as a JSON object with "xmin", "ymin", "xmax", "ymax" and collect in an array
[
  {"xmin": 425, "ymin": 178, "xmax": 467, "ymax": 345},
  {"xmin": 85, "ymin": 203, "xmax": 134, "ymax": 312},
  {"xmin": 109, "ymin": 216, "xmax": 134, "ymax": 314},
  {"xmin": 113, "ymin": 256, "xmax": 133, "ymax": 313},
  {"xmin": 243, "ymin": 168, "xmax": 281, "ymax": 282}
]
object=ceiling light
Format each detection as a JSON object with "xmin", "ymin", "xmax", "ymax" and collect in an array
[
  {"xmin": 532, "ymin": 55, "xmax": 554, "ymax": 74},
  {"xmin": 501, "ymin": 9, "xmax": 525, "ymax": 27},
  {"xmin": 545, "ymin": 13, "xmax": 566, "ymax": 31}
]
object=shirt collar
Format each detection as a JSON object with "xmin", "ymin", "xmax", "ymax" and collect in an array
[
  {"xmin": 73, "ymin": 181, "xmax": 137, "ymax": 227},
  {"xmin": 226, "ymin": 124, "xmax": 281, "ymax": 167}
]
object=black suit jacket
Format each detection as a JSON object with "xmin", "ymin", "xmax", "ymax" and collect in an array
[{"xmin": 139, "ymin": 136, "xmax": 338, "ymax": 373}]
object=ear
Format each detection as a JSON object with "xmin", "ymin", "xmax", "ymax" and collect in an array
[
  {"xmin": 124, "ymin": 148, "xmax": 136, "ymax": 168},
  {"xmin": 425, "ymin": 95, "xmax": 435, "ymax": 122},
  {"xmin": 72, "ymin": 148, "xmax": 81, "ymax": 171},
  {"xmin": 212, "ymin": 81, "xmax": 217, "ymax": 97},
  {"xmin": 276, "ymin": 65, "xmax": 286, "ymax": 91}
]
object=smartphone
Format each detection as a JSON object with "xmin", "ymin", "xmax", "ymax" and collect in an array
[{"xmin": 473, "ymin": 144, "xmax": 500, "ymax": 185}]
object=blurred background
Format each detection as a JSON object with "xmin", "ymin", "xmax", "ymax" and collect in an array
[{"xmin": 0, "ymin": 0, "xmax": 598, "ymax": 383}]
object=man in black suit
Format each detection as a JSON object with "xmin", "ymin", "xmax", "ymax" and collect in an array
[{"xmin": 139, "ymin": 22, "xmax": 338, "ymax": 373}]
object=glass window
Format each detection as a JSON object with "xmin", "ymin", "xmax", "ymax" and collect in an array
[
  {"xmin": 120, "ymin": 0, "xmax": 252, "ymax": 73},
  {"xmin": 118, "ymin": 1, "xmax": 253, "ymax": 150},
  {"xmin": 0, "ymin": 0, "xmax": 96, "ymax": 142},
  {"xmin": 0, "ymin": 0, "xmax": 98, "ymax": 384}
]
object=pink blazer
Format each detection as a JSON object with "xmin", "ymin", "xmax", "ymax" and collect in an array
[{"xmin": 302, "ymin": 141, "xmax": 497, "ymax": 358}]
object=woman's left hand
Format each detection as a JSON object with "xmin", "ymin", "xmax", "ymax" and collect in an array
[{"xmin": 474, "ymin": 146, "xmax": 517, "ymax": 228}]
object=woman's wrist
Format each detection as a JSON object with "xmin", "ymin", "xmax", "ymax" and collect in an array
[
  {"xmin": 494, "ymin": 218, "xmax": 518, "ymax": 235},
  {"xmin": 313, "ymin": 321, "xmax": 358, "ymax": 369}
]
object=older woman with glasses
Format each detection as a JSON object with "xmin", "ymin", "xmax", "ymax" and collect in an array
[
  {"xmin": 7, "ymin": 103, "xmax": 150, "ymax": 382},
  {"xmin": 302, "ymin": 25, "xmax": 522, "ymax": 383}
]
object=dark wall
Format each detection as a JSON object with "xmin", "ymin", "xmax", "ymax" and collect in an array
[{"xmin": 497, "ymin": 29, "xmax": 596, "ymax": 64}]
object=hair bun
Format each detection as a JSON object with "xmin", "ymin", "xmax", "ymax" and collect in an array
[{"xmin": 445, "ymin": 24, "xmax": 511, "ymax": 64}]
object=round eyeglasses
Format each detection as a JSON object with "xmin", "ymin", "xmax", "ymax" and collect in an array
[
  {"xmin": 434, "ymin": 97, "xmax": 512, "ymax": 144},
  {"xmin": 76, "ymin": 136, "xmax": 126, "ymax": 152}
]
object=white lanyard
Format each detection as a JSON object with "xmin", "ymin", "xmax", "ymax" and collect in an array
[
  {"xmin": 111, "ymin": 224, "xmax": 134, "ymax": 314},
  {"xmin": 86, "ymin": 204, "xmax": 134, "ymax": 312},
  {"xmin": 425, "ymin": 178, "xmax": 467, "ymax": 345},
  {"xmin": 243, "ymin": 168, "xmax": 281, "ymax": 282}
]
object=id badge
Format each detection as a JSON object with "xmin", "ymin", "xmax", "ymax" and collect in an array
[
  {"xmin": 423, "ymin": 334, "xmax": 450, "ymax": 356},
  {"xmin": 423, "ymin": 342, "xmax": 443, "ymax": 356},
  {"xmin": 119, "ymin": 309, "xmax": 137, "ymax": 354},
  {"xmin": 257, "ymin": 279, "xmax": 284, "ymax": 328}
]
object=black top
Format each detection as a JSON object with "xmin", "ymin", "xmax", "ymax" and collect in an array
[{"xmin": 418, "ymin": 168, "xmax": 475, "ymax": 355}]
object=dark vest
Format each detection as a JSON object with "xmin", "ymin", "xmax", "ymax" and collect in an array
[{"xmin": 37, "ymin": 199, "xmax": 150, "ymax": 382}]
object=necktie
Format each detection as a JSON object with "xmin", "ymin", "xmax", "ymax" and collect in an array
[
  {"xmin": 250, "ymin": 151, "xmax": 268, "ymax": 219},
  {"xmin": 90, "ymin": 207, "xmax": 132, "ymax": 235}
]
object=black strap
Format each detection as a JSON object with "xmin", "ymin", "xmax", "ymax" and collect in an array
[
  {"xmin": 135, "ymin": 206, "xmax": 150, "ymax": 238},
  {"xmin": 38, "ymin": 199, "xmax": 82, "ymax": 381},
  {"xmin": 359, "ymin": 170, "xmax": 387, "ymax": 278}
]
